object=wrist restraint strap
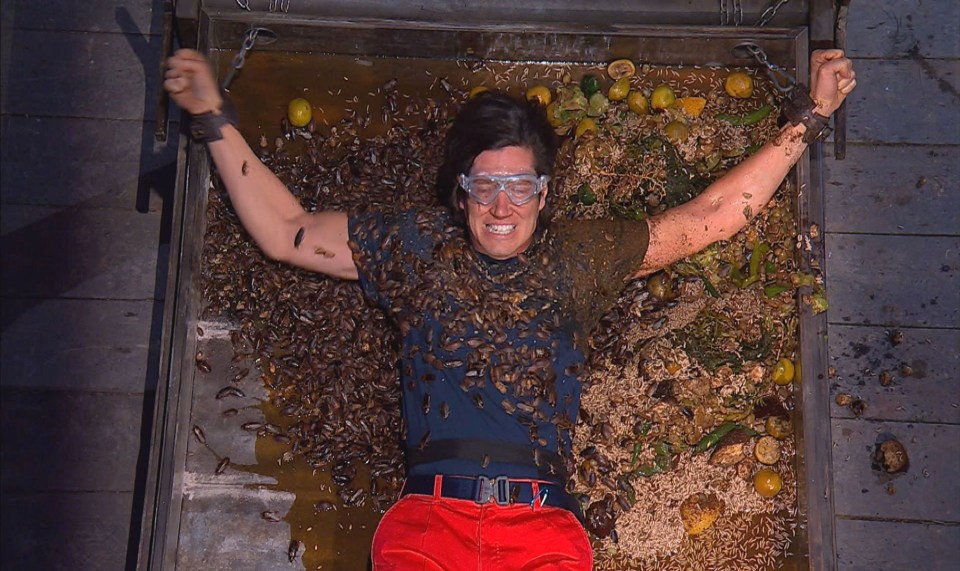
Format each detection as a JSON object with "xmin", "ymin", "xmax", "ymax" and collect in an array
[
  {"xmin": 190, "ymin": 91, "xmax": 239, "ymax": 144},
  {"xmin": 779, "ymin": 83, "xmax": 832, "ymax": 145}
]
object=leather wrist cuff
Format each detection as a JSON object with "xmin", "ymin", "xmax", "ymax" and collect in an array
[
  {"xmin": 189, "ymin": 91, "xmax": 239, "ymax": 144},
  {"xmin": 779, "ymin": 83, "xmax": 832, "ymax": 145}
]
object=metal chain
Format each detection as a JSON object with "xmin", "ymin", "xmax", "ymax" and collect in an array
[
  {"xmin": 719, "ymin": 0, "xmax": 744, "ymax": 26},
  {"xmin": 235, "ymin": 0, "xmax": 251, "ymax": 11},
  {"xmin": 222, "ymin": 27, "xmax": 268, "ymax": 90},
  {"xmin": 269, "ymin": 0, "xmax": 291, "ymax": 12},
  {"xmin": 756, "ymin": 0, "xmax": 791, "ymax": 27},
  {"xmin": 735, "ymin": 41, "xmax": 798, "ymax": 93}
]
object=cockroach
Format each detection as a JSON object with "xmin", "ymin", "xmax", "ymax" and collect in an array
[
  {"xmin": 192, "ymin": 425, "xmax": 206, "ymax": 445},
  {"xmin": 293, "ymin": 227, "xmax": 306, "ymax": 248},
  {"xmin": 216, "ymin": 386, "xmax": 245, "ymax": 400},
  {"xmin": 287, "ymin": 540, "xmax": 301, "ymax": 562}
]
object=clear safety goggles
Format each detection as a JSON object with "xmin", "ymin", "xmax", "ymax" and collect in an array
[{"xmin": 458, "ymin": 173, "xmax": 550, "ymax": 206}]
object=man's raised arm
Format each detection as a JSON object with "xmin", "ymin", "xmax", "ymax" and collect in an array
[
  {"xmin": 634, "ymin": 49, "xmax": 857, "ymax": 277},
  {"xmin": 164, "ymin": 49, "xmax": 358, "ymax": 280}
]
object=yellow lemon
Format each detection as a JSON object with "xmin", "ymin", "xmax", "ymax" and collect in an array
[
  {"xmin": 608, "ymin": 77, "xmax": 631, "ymax": 101},
  {"xmin": 575, "ymin": 118, "xmax": 598, "ymax": 138},
  {"xmin": 627, "ymin": 91, "xmax": 649, "ymax": 115},
  {"xmin": 525, "ymin": 85, "xmax": 552, "ymax": 107},
  {"xmin": 650, "ymin": 85, "xmax": 676, "ymax": 110},
  {"xmin": 772, "ymin": 358, "xmax": 795, "ymax": 385},
  {"xmin": 287, "ymin": 98, "xmax": 312, "ymax": 127},
  {"xmin": 725, "ymin": 72, "xmax": 754, "ymax": 99},
  {"xmin": 607, "ymin": 58, "xmax": 636, "ymax": 80},
  {"xmin": 753, "ymin": 469, "xmax": 783, "ymax": 498}
]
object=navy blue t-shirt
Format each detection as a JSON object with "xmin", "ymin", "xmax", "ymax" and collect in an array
[{"xmin": 348, "ymin": 206, "xmax": 648, "ymax": 480}]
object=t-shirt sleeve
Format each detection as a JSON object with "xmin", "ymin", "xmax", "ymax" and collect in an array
[
  {"xmin": 347, "ymin": 207, "xmax": 442, "ymax": 314},
  {"xmin": 553, "ymin": 217, "xmax": 650, "ymax": 334}
]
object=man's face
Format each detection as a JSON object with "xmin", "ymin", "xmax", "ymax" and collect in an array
[{"xmin": 459, "ymin": 146, "xmax": 547, "ymax": 260}]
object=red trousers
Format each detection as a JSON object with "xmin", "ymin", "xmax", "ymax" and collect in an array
[{"xmin": 372, "ymin": 484, "xmax": 593, "ymax": 570}]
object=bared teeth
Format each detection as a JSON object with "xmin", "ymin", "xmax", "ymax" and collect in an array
[{"xmin": 486, "ymin": 224, "xmax": 516, "ymax": 235}]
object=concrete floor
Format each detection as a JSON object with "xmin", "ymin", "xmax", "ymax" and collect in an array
[{"xmin": 1, "ymin": 1, "xmax": 956, "ymax": 569}]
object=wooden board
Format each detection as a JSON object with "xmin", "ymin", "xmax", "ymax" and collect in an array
[
  {"xmin": 824, "ymin": 234, "xmax": 960, "ymax": 328},
  {"xmin": 822, "ymin": 144, "xmax": 960, "ymax": 236},
  {"xmin": 0, "ymin": 205, "xmax": 166, "ymax": 300},
  {"xmin": 828, "ymin": 324, "xmax": 960, "ymax": 425},
  {"xmin": 0, "ymin": 115, "xmax": 179, "ymax": 210},
  {"xmin": 845, "ymin": 0, "xmax": 960, "ymax": 59},
  {"xmin": 1, "ymin": 298, "xmax": 159, "ymax": 391},
  {"xmin": 844, "ymin": 59, "xmax": 960, "ymax": 145},
  {"xmin": 831, "ymin": 418, "xmax": 960, "ymax": 522},
  {"xmin": 1, "ymin": 0, "xmax": 161, "ymax": 35},
  {"xmin": 0, "ymin": 388, "xmax": 146, "ymax": 492},
  {"xmin": 0, "ymin": 29, "xmax": 162, "ymax": 121},
  {"xmin": 835, "ymin": 518, "xmax": 960, "ymax": 571},
  {"xmin": 0, "ymin": 491, "xmax": 134, "ymax": 571}
]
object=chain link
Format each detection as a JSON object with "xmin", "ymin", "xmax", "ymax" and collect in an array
[
  {"xmin": 735, "ymin": 41, "xmax": 798, "ymax": 93},
  {"xmin": 222, "ymin": 27, "xmax": 270, "ymax": 90},
  {"xmin": 269, "ymin": 0, "xmax": 291, "ymax": 12},
  {"xmin": 756, "ymin": 0, "xmax": 791, "ymax": 27},
  {"xmin": 235, "ymin": 0, "xmax": 251, "ymax": 11},
  {"xmin": 719, "ymin": 0, "xmax": 745, "ymax": 26}
]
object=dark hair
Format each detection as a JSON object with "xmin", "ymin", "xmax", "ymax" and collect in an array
[{"xmin": 436, "ymin": 91, "xmax": 558, "ymax": 227}]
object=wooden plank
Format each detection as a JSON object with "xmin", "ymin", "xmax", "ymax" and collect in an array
[
  {"xmin": 2, "ymin": 0, "xmax": 161, "ymax": 35},
  {"xmin": 0, "ymin": 116, "xmax": 179, "ymax": 210},
  {"xmin": 831, "ymin": 418, "xmax": 960, "ymax": 522},
  {"xmin": 0, "ymin": 491, "xmax": 134, "ymax": 571},
  {"xmin": 845, "ymin": 0, "xmax": 960, "ymax": 59},
  {"xmin": 824, "ymin": 234, "xmax": 960, "ymax": 328},
  {"xmin": 828, "ymin": 325, "xmax": 960, "ymax": 425},
  {"xmin": 822, "ymin": 144, "xmax": 960, "ymax": 236},
  {"xmin": 836, "ymin": 518, "xmax": 960, "ymax": 571},
  {"xmin": 0, "ymin": 388, "xmax": 145, "ymax": 492},
  {"xmin": 0, "ymin": 29, "xmax": 162, "ymax": 121},
  {"xmin": 845, "ymin": 59, "xmax": 960, "ymax": 145},
  {"xmin": 0, "ymin": 298, "xmax": 160, "ymax": 392},
  {"xmin": 0, "ymin": 205, "xmax": 166, "ymax": 300}
]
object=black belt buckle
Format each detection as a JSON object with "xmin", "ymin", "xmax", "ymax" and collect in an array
[{"xmin": 476, "ymin": 475, "xmax": 511, "ymax": 506}]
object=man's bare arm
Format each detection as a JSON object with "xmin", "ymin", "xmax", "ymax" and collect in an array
[
  {"xmin": 164, "ymin": 49, "xmax": 358, "ymax": 280},
  {"xmin": 634, "ymin": 49, "xmax": 857, "ymax": 278}
]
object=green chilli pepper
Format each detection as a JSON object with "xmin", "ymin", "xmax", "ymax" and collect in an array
[
  {"xmin": 717, "ymin": 104, "xmax": 772, "ymax": 126},
  {"xmin": 698, "ymin": 274, "xmax": 721, "ymax": 298},
  {"xmin": 694, "ymin": 422, "xmax": 739, "ymax": 453},
  {"xmin": 764, "ymin": 283, "xmax": 790, "ymax": 297},
  {"xmin": 749, "ymin": 241, "xmax": 771, "ymax": 278}
]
